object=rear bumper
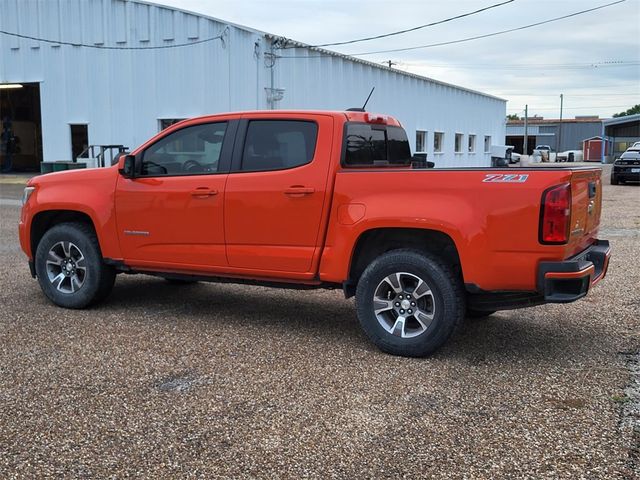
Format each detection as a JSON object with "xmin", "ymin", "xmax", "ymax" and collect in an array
[
  {"xmin": 537, "ymin": 239, "xmax": 611, "ymax": 303},
  {"xmin": 612, "ymin": 166, "xmax": 640, "ymax": 181}
]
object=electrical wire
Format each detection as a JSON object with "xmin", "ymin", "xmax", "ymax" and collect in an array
[
  {"xmin": 346, "ymin": 0, "xmax": 626, "ymax": 56},
  {"xmin": 0, "ymin": 29, "xmax": 224, "ymax": 50},
  {"xmin": 400, "ymin": 61, "xmax": 640, "ymax": 70},
  {"xmin": 304, "ymin": 0, "xmax": 515, "ymax": 48},
  {"xmin": 500, "ymin": 92, "xmax": 639, "ymax": 96},
  {"xmin": 507, "ymin": 104, "xmax": 633, "ymax": 111}
]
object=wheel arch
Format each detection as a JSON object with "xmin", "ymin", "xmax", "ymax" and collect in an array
[
  {"xmin": 344, "ymin": 227, "xmax": 462, "ymax": 298},
  {"xmin": 30, "ymin": 210, "xmax": 99, "ymax": 257}
]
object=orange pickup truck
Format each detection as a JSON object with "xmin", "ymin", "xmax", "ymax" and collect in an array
[{"xmin": 19, "ymin": 110, "xmax": 611, "ymax": 357}]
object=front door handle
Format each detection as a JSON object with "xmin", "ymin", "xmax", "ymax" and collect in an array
[
  {"xmin": 190, "ymin": 188, "xmax": 218, "ymax": 197},
  {"xmin": 284, "ymin": 186, "xmax": 315, "ymax": 196}
]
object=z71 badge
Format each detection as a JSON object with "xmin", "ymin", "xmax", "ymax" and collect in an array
[{"xmin": 483, "ymin": 174, "xmax": 529, "ymax": 183}]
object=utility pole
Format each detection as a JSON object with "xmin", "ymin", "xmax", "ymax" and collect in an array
[
  {"xmin": 558, "ymin": 93, "xmax": 564, "ymax": 152},
  {"xmin": 523, "ymin": 105, "xmax": 528, "ymax": 155},
  {"xmin": 385, "ymin": 60, "xmax": 397, "ymax": 68}
]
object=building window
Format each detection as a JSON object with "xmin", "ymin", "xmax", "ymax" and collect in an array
[
  {"xmin": 159, "ymin": 118, "xmax": 186, "ymax": 131},
  {"xmin": 455, "ymin": 133, "xmax": 464, "ymax": 153},
  {"xmin": 434, "ymin": 132, "xmax": 444, "ymax": 153},
  {"xmin": 415, "ymin": 130, "xmax": 426, "ymax": 152},
  {"xmin": 468, "ymin": 134, "xmax": 476, "ymax": 153},
  {"xmin": 484, "ymin": 135, "xmax": 492, "ymax": 153},
  {"xmin": 70, "ymin": 124, "xmax": 89, "ymax": 160}
]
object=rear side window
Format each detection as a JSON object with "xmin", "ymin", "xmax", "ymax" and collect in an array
[
  {"xmin": 241, "ymin": 120, "xmax": 318, "ymax": 172},
  {"xmin": 344, "ymin": 123, "xmax": 412, "ymax": 166}
]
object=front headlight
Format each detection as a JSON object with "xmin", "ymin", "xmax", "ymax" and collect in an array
[{"xmin": 21, "ymin": 186, "xmax": 35, "ymax": 206}]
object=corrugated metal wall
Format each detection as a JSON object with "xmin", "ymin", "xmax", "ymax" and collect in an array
[
  {"xmin": 0, "ymin": 0, "xmax": 506, "ymax": 167},
  {"xmin": 506, "ymin": 122, "xmax": 602, "ymax": 151}
]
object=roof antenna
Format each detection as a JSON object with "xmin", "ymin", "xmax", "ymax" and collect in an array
[{"xmin": 347, "ymin": 87, "xmax": 375, "ymax": 112}]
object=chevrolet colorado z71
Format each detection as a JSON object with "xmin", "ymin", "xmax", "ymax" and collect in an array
[{"xmin": 19, "ymin": 111, "xmax": 611, "ymax": 357}]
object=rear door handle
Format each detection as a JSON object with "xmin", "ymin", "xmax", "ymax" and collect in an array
[
  {"xmin": 190, "ymin": 188, "xmax": 218, "ymax": 197},
  {"xmin": 284, "ymin": 186, "xmax": 315, "ymax": 195}
]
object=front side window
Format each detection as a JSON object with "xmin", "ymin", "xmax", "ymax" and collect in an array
[
  {"xmin": 241, "ymin": 120, "xmax": 318, "ymax": 172},
  {"xmin": 141, "ymin": 122, "xmax": 227, "ymax": 176},
  {"xmin": 344, "ymin": 124, "xmax": 411, "ymax": 166}
]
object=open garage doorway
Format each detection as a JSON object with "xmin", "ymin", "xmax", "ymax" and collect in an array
[{"xmin": 0, "ymin": 82, "xmax": 43, "ymax": 172}]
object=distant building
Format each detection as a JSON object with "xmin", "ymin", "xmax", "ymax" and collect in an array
[
  {"xmin": 0, "ymin": 0, "xmax": 506, "ymax": 172},
  {"xmin": 506, "ymin": 116, "xmax": 602, "ymax": 155},
  {"xmin": 602, "ymin": 114, "xmax": 640, "ymax": 160}
]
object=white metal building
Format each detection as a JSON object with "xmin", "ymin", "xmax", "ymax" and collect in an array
[{"xmin": 0, "ymin": 0, "xmax": 506, "ymax": 171}]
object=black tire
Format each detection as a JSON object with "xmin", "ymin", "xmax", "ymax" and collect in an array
[
  {"xmin": 355, "ymin": 249, "xmax": 465, "ymax": 357},
  {"xmin": 34, "ymin": 222, "xmax": 116, "ymax": 309},
  {"xmin": 611, "ymin": 174, "xmax": 618, "ymax": 185},
  {"xmin": 466, "ymin": 309, "xmax": 496, "ymax": 319}
]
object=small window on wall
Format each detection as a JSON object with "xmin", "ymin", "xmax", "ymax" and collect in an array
[
  {"xmin": 434, "ymin": 132, "xmax": 444, "ymax": 153},
  {"xmin": 468, "ymin": 134, "xmax": 476, "ymax": 153},
  {"xmin": 159, "ymin": 118, "xmax": 186, "ymax": 131},
  {"xmin": 415, "ymin": 130, "xmax": 427, "ymax": 152},
  {"xmin": 455, "ymin": 133, "xmax": 464, "ymax": 153},
  {"xmin": 484, "ymin": 135, "xmax": 492, "ymax": 153},
  {"xmin": 70, "ymin": 124, "xmax": 89, "ymax": 160}
]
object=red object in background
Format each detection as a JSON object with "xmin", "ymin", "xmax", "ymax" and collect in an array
[{"xmin": 583, "ymin": 136, "xmax": 608, "ymax": 162}]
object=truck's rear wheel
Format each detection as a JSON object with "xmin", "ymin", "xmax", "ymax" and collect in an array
[
  {"xmin": 34, "ymin": 223, "xmax": 116, "ymax": 309},
  {"xmin": 355, "ymin": 250, "xmax": 464, "ymax": 357}
]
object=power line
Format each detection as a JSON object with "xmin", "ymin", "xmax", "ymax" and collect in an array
[
  {"xmin": 403, "ymin": 61, "xmax": 640, "ymax": 70},
  {"xmin": 0, "ymin": 29, "xmax": 225, "ymax": 50},
  {"xmin": 346, "ymin": 0, "xmax": 627, "ymax": 56},
  {"xmin": 498, "ymin": 92, "xmax": 639, "ymax": 96},
  {"xmin": 307, "ymin": 0, "xmax": 515, "ymax": 48},
  {"xmin": 507, "ymin": 104, "xmax": 632, "ymax": 111}
]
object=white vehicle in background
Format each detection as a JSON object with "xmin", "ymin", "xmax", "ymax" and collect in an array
[
  {"xmin": 533, "ymin": 145, "xmax": 557, "ymax": 162},
  {"xmin": 557, "ymin": 150, "xmax": 584, "ymax": 162}
]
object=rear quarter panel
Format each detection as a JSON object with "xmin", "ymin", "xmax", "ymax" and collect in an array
[{"xmin": 320, "ymin": 168, "xmax": 602, "ymax": 291}]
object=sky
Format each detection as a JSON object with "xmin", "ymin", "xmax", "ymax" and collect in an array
[{"xmin": 153, "ymin": 0, "xmax": 639, "ymax": 119}]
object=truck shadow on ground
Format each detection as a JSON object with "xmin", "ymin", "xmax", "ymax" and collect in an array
[{"xmin": 107, "ymin": 276, "xmax": 605, "ymax": 364}]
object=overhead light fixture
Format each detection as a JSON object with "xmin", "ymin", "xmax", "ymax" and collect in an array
[{"xmin": 0, "ymin": 84, "xmax": 23, "ymax": 89}]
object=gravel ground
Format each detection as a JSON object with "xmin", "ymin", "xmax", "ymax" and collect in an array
[{"xmin": 0, "ymin": 168, "xmax": 638, "ymax": 479}]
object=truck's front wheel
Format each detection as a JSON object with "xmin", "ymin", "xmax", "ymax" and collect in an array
[
  {"xmin": 34, "ymin": 222, "xmax": 116, "ymax": 309},
  {"xmin": 355, "ymin": 250, "xmax": 464, "ymax": 357}
]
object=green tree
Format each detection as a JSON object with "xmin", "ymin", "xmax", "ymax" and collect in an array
[
  {"xmin": 613, "ymin": 104, "xmax": 640, "ymax": 118},
  {"xmin": 506, "ymin": 114, "xmax": 520, "ymax": 121}
]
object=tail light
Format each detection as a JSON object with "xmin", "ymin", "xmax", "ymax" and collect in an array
[{"xmin": 539, "ymin": 183, "xmax": 571, "ymax": 244}]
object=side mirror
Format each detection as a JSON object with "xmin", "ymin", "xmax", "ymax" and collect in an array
[
  {"xmin": 119, "ymin": 154, "xmax": 137, "ymax": 178},
  {"xmin": 426, "ymin": 161, "xmax": 435, "ymax": 168}
]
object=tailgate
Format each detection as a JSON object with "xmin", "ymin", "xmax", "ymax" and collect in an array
[{"xmin": 568, "ymin": 168, "xmax": 602, "ymax": 252}]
